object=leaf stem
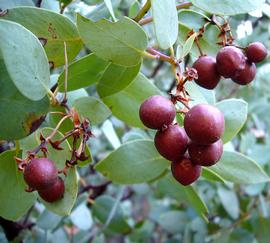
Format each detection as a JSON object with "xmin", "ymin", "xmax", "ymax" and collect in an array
[
  {"xmin": 63, "ymin": 41, "xmax": 68, "ymax": 103},
  {"xmin": 145, "ymin": 47, "xmax": 177, "ymax": 66},
  {"xmin": 139, "ymin": 1, "xmax": 192, "ymax": 26},
  {"xmin": 133, "ymin": 0, "xmax": 151, "ymax": 23}
]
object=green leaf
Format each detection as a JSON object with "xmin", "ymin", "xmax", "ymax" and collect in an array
[
  {"xmin": 95, "ymin": 140, "xmax": 170, "ymax": 184},
  {"xmin": 182, "ymin": 33, "xmax": 197, "ymax": 58},
  {"xmin": 0, "ymin": 50, "xmax": 49, "ymax": 140},
  {"xmin": 58, "ymin": 54, "xmax": 109, "ymax": 92},
  {"xmin": 211, "ymin": 151, "xmax": 270, "ymax": 184},
  {"xmin": 201, "ymin": 167, "xmax": 226, "ymax": 183},
  {"xmin": 191, "ymin": 0, "xmax": 265, "ymax": 15},
  {"xmin": 1, "ymin": 7, "xmax": 83, "ymax": 67},
  {"xmin": 101, "ymin": 73, "xmax": 160, "ymax": 128},
  {"xmin": 0, "ymin": 20, "xmax": 50, "ymax": 101},
  {"xmin": 216, "ymin": 99, "xmax": 248, "ymax": 143},
  {"xmin": 92, "ymin": 195, "xmax": 131, "ymax": 234},
  {"xmin": 157, "ymin": 175, "xmax": 208, "ymax": 218},
  {"xmin": 77, "ymin": 14, "xmax": 147, "ymax": 66},
  {"xmin": 178, "ymin": 9, "xmax": 211, "ymax": 31},
  {"xmin": 0, "ymin": 150, "xmax": 36, "ymax": 221},
  {"xmin": 73, "ymin": 96, "xmax": 111, "ymax": 125},
  {"xmin": 151, "ymin": 0, "xmax": 178, "ymax": 49},
  {"xmin": 184, "ymin": 82, "xmax": 208, "ymax": 106},
  {"xmin": 97, "ymin": 62, "xmax": 141, "ymax": 98}
]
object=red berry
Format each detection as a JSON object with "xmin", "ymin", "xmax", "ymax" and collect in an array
[
  {"xmin": 139, "ymin": 95, "xmax": 176, "ymax": 129},
  {"xmin": 171, "ymin": 156, "xmax": 201, "ymax": 185},
  {"xmin": 154, "ymin": 124, "xmax": 188, "ymax": 161},
  {"xmin": 232, "ymin": 61, "xmax": 256, "ymax": 85},
  {"xmin": 184, "ymin": 104, "xmax": 224, "ymax": 145},
  {"xmin": 246, "ymin": 42, "xmax": 267, "ymax": 63},
  {"xmin": 38, "ymin": 177, "xmax": 65, "ymax": 203},
  {"xmin": 216, "ymin": 46, "xmax": 246, "ymax": 78},
  {"xmin": 192, "ymin": 56, "xmax": 221, "ymax": 89},
  {"xmin": 188, "ymin": 139, "xmax": 223, "ymax": 166},
  {"xmin": 24, "ymin": 158, "xmax": 58, "ymax": 190}
]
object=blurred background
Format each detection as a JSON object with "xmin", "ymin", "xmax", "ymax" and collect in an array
[{"xmin": 1, "ymin": 0, "xmax": 270, "ymax": 242}]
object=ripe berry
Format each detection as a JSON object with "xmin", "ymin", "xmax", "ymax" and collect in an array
[
  {"xmin": 171, "ymin": 156, "xmax": 201, "ymax": 185},
  {"xmin": 139, "ymin": 95, "xmax": 176, "ymax": 130},
  {"xmin": 38, "ymin": 177, "xmax": 65, "ymax": 203},
  {"xmin": 24, "ymin": 158, "xmax": 58, "ymax": 190},
  {"xmin": 154, "ymin": 124, "xmax": 188, "ymax": 161},
  {"xmin": 188, "ymin": 139, "xmax": 223, "ymax": 166},
  {"xmin": 246, "ymin": 42, "xmax": 267, "ymax": 63},
  {"xmin": 232, "ymin": 61, "xmax": 256, "ymax": 85},
  {"xmin": 192, "ymin": 56, "xmax": 221, "ymax": 89},
  {"xmin": 216, "ymin": 46, "xmax": 246, "ymax": 78},
  {"xmin": 184, "ymin": 104, "xmax": 224, "ymax": 145}
]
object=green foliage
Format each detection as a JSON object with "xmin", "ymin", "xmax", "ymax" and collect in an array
[
  {"xmin": 95, "ymin": 140, "xmax": 169, "ymax": 184},
  {"xmin": 77, "ymin": 14, "xmax": 147, "ymax": 66}
]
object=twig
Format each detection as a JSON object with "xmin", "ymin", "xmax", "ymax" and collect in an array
[
  {"xmin": 133, "ymin": 0, "xmax": 151, "ymax": 22},
  {"xmin": 62, "ymin": 41, "xmax": 68, "ymax": 104}
]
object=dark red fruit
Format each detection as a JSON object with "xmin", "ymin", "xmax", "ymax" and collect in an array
[
  {"xmin": 38, "ymin": 177, "xmax": 65, "ymax": 203},
  {"xmin": 171, "ymin": 156, "xmax": 201, "ymax": 185},
  {"xmin": 184, "ymin": 104, "xmax": 224, "ymax": 145},
  {"xmin": 188, "ymin": 139, "xmax": 223, "ymax": 166},
  {"xmin": 154, "ymin": 124, "xmax": 188, "ymax": 161},
  {"xmin": 232, "ymin": 61, "xmax": 256, "ymax": 85},
  {"xmin": 246, "ymin": 42, "xmax": 267, "ymax": 63},
  {"xmin": 216, "ymin": 46, "xmax": 246, "ymax": 78},
  {"xmin": 24, "ymin": 158, "xmax": 58, "ymax": 190},
  {"xmin": 192, "ymin": 56, "xmax": 221, "ymax": 89},
  {"xmin": 139, "ymin": 95, "xmax": 176, "ymax": 129}
]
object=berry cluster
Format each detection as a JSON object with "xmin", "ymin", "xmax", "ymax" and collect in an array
[
  {"xmin": 193, "ymin": 42, "xmax": 267, "ymax": 89},
  {"xmin": 23, "ymin": 158, "xmax": 65, "ymax": 203},
  {"xmin": 139, "ymin": 95, "xmax": 225, "ymax": 186}
]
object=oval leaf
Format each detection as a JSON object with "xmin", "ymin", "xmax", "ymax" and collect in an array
[
  {"xmin": 58, "ymin": 54, "xmax": 109, "ymax": 92},
  {"xmin": 0, "ymin": 19, "xmax": 50, "ymax": 101},
  {"xmin": 77, "ymin": 14, "xmax": 147, "ymax": 67},
  {"xmin": 95, "ymin": 140, "xmax": 170, "ymax": 184},
  {"xmin": 181, "ymin": 32, "xmax": 197, "ymax": 58},
  {"xmin": 1, "ymin": 7, "xmax": 83, "ymax": 67},
  {"xmin": 73, "ymin": 96, "xmax": 111, "ymax": 125},
  {"xmin": 101, "ymin": 73, "xmax": 160, "ymax": 128},
  {"xmin": 216, "ymin": 99, "xmax": 248, "ymax": 143},
  {"xmin": 0, "ymin": 150, "xmax": 36, "ymax": 221},
  {"xmin": 211, "ymin": 151, "xmax": 270, "ymax": 184},
  {"xmin": 191, "ymin": 0, "xmax": 265, "ymax": 15},
  {"xmin": 151, "ymin": 0, "xmax": 178, "ymax": 49}
]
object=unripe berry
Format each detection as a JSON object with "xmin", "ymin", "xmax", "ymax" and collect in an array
[
  {"xmin": 154, "ymin": 124, "xmax": 188, "ymax": 161},
  {"xmin": 38, "ymin": 177, "xmax": 65, "ymax": 203},
  {"xmin": 192, "ymin": 56, "xmax": 221, "ymax": 89},
  {"xmin": 188, "ymin": 139, "xmax": 223, "ymax": 166},
  {"xmin": 24, "ymin": 158, "xmax": 58, "ymax": 190},
  {"xmin": 139, "ymin": 95, "xmax": 176, "ymax": 130},
  {"xmin": 184, "ymin": 104, "xmax": 224, "ymax": 145},
  {"xmin": 246, "ymin": 42, "xmax": 267, "ymax": 63},
  {"xmin": 216, "ymin": 46, "xmax": 246, "ymax": 78},
  {"xmin": 232, "ymin": 61, "xmax": 256, "ymax": 85},
  {"xmin": 171, "ymin": 156, "xmax": 201, "ymax": 185}
]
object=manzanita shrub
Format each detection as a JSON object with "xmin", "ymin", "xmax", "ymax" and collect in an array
[{"xmin": 0, "ymin": 0, "xmax": 270, "ymax": 242}]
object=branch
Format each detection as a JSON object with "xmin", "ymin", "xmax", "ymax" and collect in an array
[
  {"xmin": 133, "ymin": 0, "xmax": 151, "ymax": 22},
  {"xmin": 139, "ymin": 2, "xmax": 192, "ymax": 26}
]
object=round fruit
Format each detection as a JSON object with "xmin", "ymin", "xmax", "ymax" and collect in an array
[
  {"xmin": 246, "ymin": 42, "xmax": 267, "ymax": 63},
  {"xmin": 154, "ymin": 124, "xmax": 188, "ymax": 161},
  {"xmin": 192, "ymin": 56, "xmax": 221, "ymax": 89},
  {"xmin": 139, "ymin": 95, "xmax": 176, "ymax": 129},
  {"xmin": 24, "ymin": 158, "xmax": 58, "ymax": 190},
  {"xmin": 232, "ymin": 61, "xmax": 256, "ymax": 85},
  {"xmin": 216, "ymin": 46, "xmax": 246, "ymax": 78},
  {"xmin": 171, "ymin": 156, "xmax": 201, "ymax": 185},
  {"xmin": 184, "ymin": 104, "xmax": 225, "ymax": 145},
  {"xmin": 188, "ymin": 139, "xmax": 223, "ymax": 166},
  {"xmin": 38, "ymin": 177, "xmax": 65, "ymax": 203}
]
